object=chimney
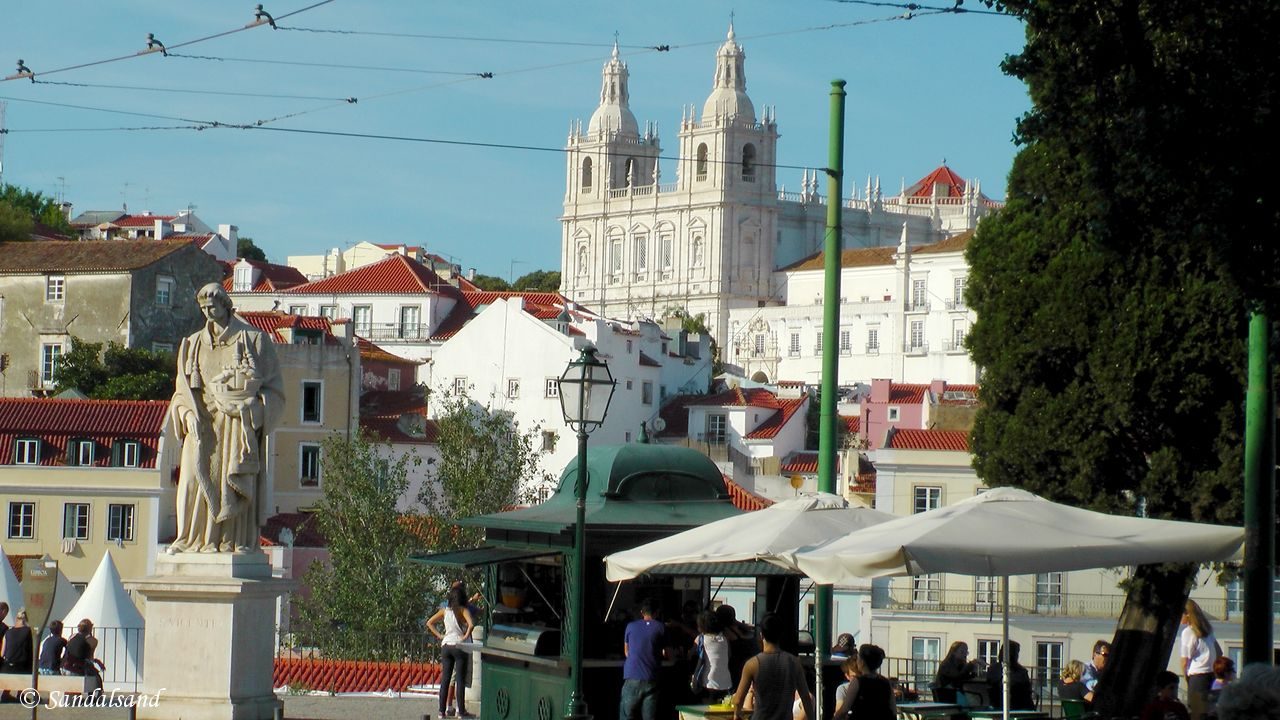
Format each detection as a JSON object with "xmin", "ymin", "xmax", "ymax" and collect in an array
[
  {"xmin": 154, "ymin": 218, "xmax": 166, "ymax": 240},
  {"xmin": 61, "ymin": 203, "xmax": 73, "ymax": 222},
  {"xmin": 930, "ymin": 379, "xmax": 946, "ymax": 399},
  {"xmin": 870, "ymin": 378, "xmax": 890, "ymax": 403},
  {"xmin": 467, "ymin": 268, "xmax": 477, "ymax": 281},
  {"xmin": 218, "ymin": 223, "xmax": 238, "ymax": 246}
]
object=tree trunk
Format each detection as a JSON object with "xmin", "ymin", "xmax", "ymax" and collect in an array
[{"xmin": 1093, "ymin": 563, "xmax": 1194, "ymax": 717}]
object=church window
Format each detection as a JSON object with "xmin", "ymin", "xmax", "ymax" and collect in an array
[
  {"xmin": 742, "ymin": 144, "xmax": 757, "ymax": 182},
  {"xmin": 696, "ymin": 144, "xmax": 709, "ymax": 181},
  {"xmin": 661, "ymin": 235, "xmax": 674, "ymax": 269},
  {"xmin": 581, "ymin": 157, "xmax": 593, "ymax": 191},
  {"xmin": 610, "ymin": 237, "xmax": 623, "ymax": 275},
  {"xmin": 634, "ymin": 235, "xmax": 648, "ymax": 272},
  {"xmin": 577, "ymin": 245, "xmax": 590, "ymax": 276}
]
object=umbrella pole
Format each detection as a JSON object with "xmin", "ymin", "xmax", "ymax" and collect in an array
[{"xmin": 1002, "ymin": 575, "xmax": 1009, "ymax": 720}]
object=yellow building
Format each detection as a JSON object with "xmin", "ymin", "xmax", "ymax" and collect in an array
[{"xmin": 0, "ymin": 398, "xmax": 173, "ymax": 585}]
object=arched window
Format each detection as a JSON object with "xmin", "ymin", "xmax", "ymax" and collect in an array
[
  {"xmin": 696, "ymin": 144, "xmax": 709, "ymax": 181},
  {"xmin": 742, "ymin": 144, "xmax": 757, "ymax": 182},
  {"xmin": 581, "ymin": 157, "xmax": 593, "ymax": 191}
]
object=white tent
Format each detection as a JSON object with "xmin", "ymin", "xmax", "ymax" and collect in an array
[
  {"xmin": 605, "ymin": 492, "xmax": 895, "ymax": 581},
  {"xmin": 0, "ymin": 546, "xmax": 22, "ymax": 615},
  {"xmin": 61, "ymin": 552, "xmax": 143, "ymax": 689},
  {"xmin": 786, "ymin": 487, "xmax": 1246, "ymax": 719},
  {"xmin": 49, "ymin": 566, "xmax": 82, "ymax": 630}
]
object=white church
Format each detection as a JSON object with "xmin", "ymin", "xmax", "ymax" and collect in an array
[{"xmin": 559, "ymin": 25, "xmax": 1000, "ymax": 347}]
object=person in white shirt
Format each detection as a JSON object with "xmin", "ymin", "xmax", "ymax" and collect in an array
[{"xmin": 1180, "ymin": 599, "xmax": 1219, "ymax": 720}]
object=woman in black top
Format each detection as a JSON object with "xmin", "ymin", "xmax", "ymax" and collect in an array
[
  {"xmin": 38, "ymin": 620, "xmax": 67, "ymax": 676},
  {"xmin": 934, "ymin": 641, "xmax": 980, "ymax": 701},
  {"xmin": 60, "ymin": 618, "xmax": 104, "ymax": 679},
  {"xmin": 833, "ymin": 644, "xmax": 897, "ymax": 720},
  {"xmin": 0, "ymin": 608, "xmax": 33, "ymax": 673}
]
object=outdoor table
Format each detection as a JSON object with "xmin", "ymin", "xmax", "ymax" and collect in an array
[
  {"xmin": 898, "ymin": 701, "xmax": 963, "ymax": 720},
  {"xmin": 964, "ymin": 710, "xmax": 1049, "ymax": 720},
  {"xmin": 676, "ymin": 704, "xmax": 737, "ymax": 719}
]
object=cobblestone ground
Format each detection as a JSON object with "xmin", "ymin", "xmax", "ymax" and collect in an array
[{"xmin": 0, "ymin": 693, "xmax": 475, "ymax": 720}]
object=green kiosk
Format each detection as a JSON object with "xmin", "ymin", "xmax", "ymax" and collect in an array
[{"xmin": 414, "ymin": 444, "xmax": 801, "ymax": 720}]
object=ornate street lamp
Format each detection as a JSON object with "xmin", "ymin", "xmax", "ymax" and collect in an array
[{"xmin": 557, "ymin": 345, "xmax": 616, "ymax": 720}]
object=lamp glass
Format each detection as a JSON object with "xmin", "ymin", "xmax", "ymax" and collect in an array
[{"xmin": 557, "ymin": 349, "xmax": 616, "ymax": 430}]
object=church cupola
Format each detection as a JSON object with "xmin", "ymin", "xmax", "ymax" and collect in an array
[
  {"xmin": 701, "ymin": 23, "xmax": 755, "ymax": 124},
  {"xmin": 588, "ymin": 42, "xmax": 640, "ymax": 138}
]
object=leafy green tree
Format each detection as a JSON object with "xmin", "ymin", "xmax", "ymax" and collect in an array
[
  {"xmin": 470, "ymin": 274, "xmax": 511, "ymax": 291},
  {"xmin": 512, "ymin": 269, "xmax": 561, "ymax": 292},
  {"xmin": 0, "ymin": 184, "xmax": 71, "ymax": 234},
  {"xmin": 967, "ymin": 0, "xmax": 1277, "ymax": 710},
  {"xmin": 296, "ymin": 432, "xmax": 434, "ymax": 660},
  {"xmin": 417, "ymin": 390, "xmax": 554, "ymax": 593},
  {"xmin": 51, "ymin": 338, "xmax": 175, "ymax": 400},
  {"xmin": 237, "ymin": 236, "xmax": 268, "ymax": 262},
  {"xmin": 0, "ymin": 201, "xmax": 35, "ymax": 242}
]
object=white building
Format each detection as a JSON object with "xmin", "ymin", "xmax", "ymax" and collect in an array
[
  {"xmin": 560, "ymin": 28, "xmax": 997, "ymax": 342},
  {"xmin": 287, "ymin": 242, "xmax": 470, "ymax": 284},
  {"xmin": 725, "ymin": 228, "xmax": 977, "ymax": 386},
  {"xmin": 425, "ymin": 297, "xmax": 713, "ymax": 484},
  {"xmin": 68, "ymin": 209, "xmax": 238, "ymax": 262}
]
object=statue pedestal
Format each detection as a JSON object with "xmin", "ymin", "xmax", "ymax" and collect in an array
[{"xmin": 134, "ymin": 552, "xmax": 291, "ymax": 720}]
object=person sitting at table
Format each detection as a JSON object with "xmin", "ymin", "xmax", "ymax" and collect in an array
[
  {"xmin": 1139, "ymin": 670, "xmax": 1190, "ymax": 720},
  {"xmin": 1059, "ymin": 659, "xmax": 1090, "ymax": 703},
  {"xmin": 832, "ymin": 644, "xmax": 896, "ymax": 720},
  {"xmin": 934, "ymin": 641, "xmax": 981, "ymax": 703},
  {"xmin": 985, "ymin": 641, "xmax": 1035, "ymax": 710}
]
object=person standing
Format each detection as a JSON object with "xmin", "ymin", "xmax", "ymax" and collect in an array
[
  {"xmin": 0, "ymin": 608, "xmax": 32, "ymax": 673},
  {"xmin": 620, "ymin": 599, "xmax": 667, "ymax": 720},
  {"xmin": 1081, "ymin": 639, "xmax": 1111, "ymax": 702},
  {"xmin": 427, "ymin": 585, "xmax": 475, "ymax": 718},
  {"xmin": 692, "ymin": 610, "xmax": 732, "ymax": 702},
  {"xmin": 731, "ymin": 613, "xmax": 814, "ymax": 720},
  {"xmin": 1181, "ymin": 599, "xmax": 1219, "ymax": 720}
]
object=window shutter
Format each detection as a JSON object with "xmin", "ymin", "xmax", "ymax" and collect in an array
[
  {"xmin": 111, "ymin": 440, "xmax": 123, "ymax": 467},
  {"xmin": 66, "ymin": 440, "xmax": 77, "ymax": 465}
]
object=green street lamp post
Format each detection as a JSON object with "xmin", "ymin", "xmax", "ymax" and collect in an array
[{"xmin": 557, "ymin": 344, "xmax": 616, "ymax": 720}]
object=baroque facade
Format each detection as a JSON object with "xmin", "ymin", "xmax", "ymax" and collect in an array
[{"xmin": 560, "ymin": 26, "xmax": 997, "ymax": 342}]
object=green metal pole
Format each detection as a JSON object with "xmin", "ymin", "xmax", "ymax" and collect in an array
[
  {"xmin": 565, "ymin": 424, "xmax": 592, "ymax": 718},
  {"xmin": 815, "ymin": 78, "xmax": 847, "ymax": 720},
  {"xmin": 1243, "ymin": 306, "xmax": 1274, "ymax": 666}
]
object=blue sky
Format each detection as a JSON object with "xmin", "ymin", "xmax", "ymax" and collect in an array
[{"xmin": 0, "ymin": 1, "xmax": 1029, "ymax": 278}]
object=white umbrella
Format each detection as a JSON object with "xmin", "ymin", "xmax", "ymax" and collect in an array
[
  {"xmin": 785, "ymin": 487, "xmax": 1245, "ymax": 719},
  {"xmin": 604, "ymin": 491, "xmax": 895, "ymax": 581}
]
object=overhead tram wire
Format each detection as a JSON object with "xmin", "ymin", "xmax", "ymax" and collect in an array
[
  {"xmin": 165, "ymin": 53, "xmax": 487, "ymax": 77},
  {"xmin": 0, "ymin": 94, "xmax": 214, "ymax": 125},
  {"xmin": 276, "ymin": 26, "xmax": 663, "ymax": 50},
  {"xmin": 31, "ymin": 79, "xmax": 355, "ymax": 103},
  {"xmin": 826, "ymin": 0, "xmax": 1012, "ymax": 17},
  {"xmin": 0, "ymin": 0, "xmax": 337, "ymax": 84}
]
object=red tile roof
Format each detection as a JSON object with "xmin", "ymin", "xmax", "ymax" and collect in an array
[
  {"xmin": 360, "ymin": 390, "xmax": 436, "ymax": 444},
  {"xmin": 887, "ymin": 383, "xmax": 929, "ymax": 404},
  {"xmin": 781, "ymin": 452, "xmax": 819, "ymax": 474},
  {"xmin": 841, "ymin": 415, "xmax": 860, "ymax": 434},
  {"xmin": 240, "ymin": 311, "xmax": 340, "ymax": 344},
  {"xmin": 0, "ymin": 239, "xmax": 197, "ymax": 272},
  {"xmin": 905, "ymin": 165, "xmax": 968, "ymax": 199},
  {"xmin": 286, "ymin": 254, "xmax": 461, "ymax": 296},
  {"xmin": 430, "ymin": 290, "xmax": 568, "ymax": 341},
  {"xmin": 685, "ymin": 387, "xmax": 777, "ymax": 409},
  {"xmin": 0, "ymin": 398, "xmax": 168, "ymax": 467},
  {"xmin": 744, "ymin": 397, "xmax": 807, "ymax": 440},
  {"xmin": 111, "ymin": 214, "xmax": 176, "ymax": 228},
  {"xmin": 221, "ymin": 260, "xmax": 308, "ymax": 292},
  {"xmin": 656, "ymin": 395, "xmax": 696, "ymax": 437},
  {"xmin": 273, "ymin": 658, "xmax": 441, "ymax": 694},
  {"xmin": 779, "ymin": 231, "xmax": 972, "ymax": 273},
  {"xmin": 357, "ymin": 338, "xmax": 420, "ymax": 365},
  {"xmin": 885, "ymin": 428, "xmax": 970, "ymax": 451},
  {"xmin": 723, "ymin": 475, "xmax": 773, "ymax": 511},
  {"xmin": 913, "ymin": 229, "xmax": 974, "ymax": 255}
]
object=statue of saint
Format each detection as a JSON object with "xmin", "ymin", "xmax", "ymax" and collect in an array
[{"xmin": 166, "ymin": 283, "xmax": 284, "ymax": 553}]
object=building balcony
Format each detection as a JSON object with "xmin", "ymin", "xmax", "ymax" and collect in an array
[
  {"xmin": 904, "ymin": 342, "xmax": 929, "ymax": 355},
  {"xmin": 942, "ymin": 339, "xmax": 967, "ymax": 353},
  {"xmin": 945, "ymin": 298, "xmax": 968, "ymax": 311},
  {"xmin": 874, "ymin": 586, "xmax": 1231, "ymax": 620},
  {"xmin": 906, "ymin": 301, "xmax": 931, "ymax": 313},
  {"xmin": 356, "ymin": 323, "xmax": 432, "ymax": 343},
  {"xmin": 865, "ymin": 343, "xmax": 880, "ymax": 355}
]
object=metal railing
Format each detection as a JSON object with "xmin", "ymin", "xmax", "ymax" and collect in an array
[
  {"xmin": 355, "ymin": 322, "xmax": 432, "ymax": 342},
  {"xmin": 876, "ymin": 586, "xmax": 1171, "ymax": 619},
  {"xmin": 881, "ymin": 657, "xmax": 1066, "ymax": 711}
]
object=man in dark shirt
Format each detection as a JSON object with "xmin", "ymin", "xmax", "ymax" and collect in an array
[{"xmin": 620, "ymin": 599, "xmax": 667, "ymax": 720}]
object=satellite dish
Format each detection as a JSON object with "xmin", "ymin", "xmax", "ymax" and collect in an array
[{"xmin": 652, "ymin": 417, "xmax": 667, "ymax": 432}]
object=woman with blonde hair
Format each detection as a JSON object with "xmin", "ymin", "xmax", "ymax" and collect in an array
[
  {"xmin": 1059, "ymin": 659, "xmax": 1089, "ymax": 702},
  {"xmin": 1180, "ymin": 599, "xmax": 1219, "ymax": 720}
]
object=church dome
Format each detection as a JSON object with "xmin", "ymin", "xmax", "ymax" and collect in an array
[
  {"xmin": 701, "ymin": 24, "xmax": 756, "ymax": 124},
  {"xmin": 588, "ymin": 43, "xmax": 640, "ymax": 137}
]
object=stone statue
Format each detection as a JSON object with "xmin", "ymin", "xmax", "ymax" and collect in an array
[{"xmin": 166, "ymin": 283, "xmax": 284, "ymax": 553}]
